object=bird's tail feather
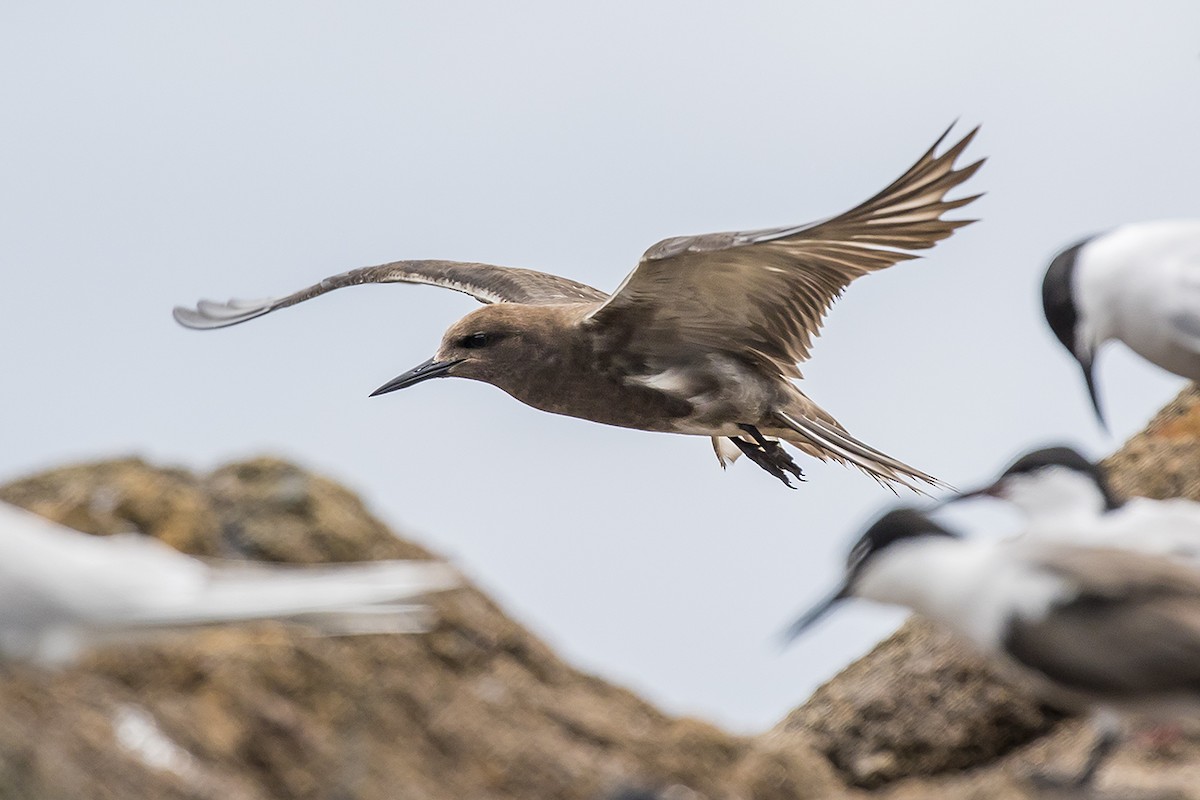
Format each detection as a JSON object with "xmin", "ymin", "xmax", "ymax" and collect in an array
[
  {"xmin": 291, "ymin": 604, "xmax": 438, "ymax": 635},
  {"xmin": 773, "ymin": 410, "xmax": 950, "ymax": 494}
]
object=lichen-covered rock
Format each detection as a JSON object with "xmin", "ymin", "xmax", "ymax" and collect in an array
[
  {"xmin": 777, "ymin": 619, "xmax": 1058, "ymax": 788},
  {"xmin": 0, "ymin": 457, "xmax": 220, "ymax": 555},
  {"xmin": 1104, "ymin": 384, "xmax": 1200, "ymax": 502}
]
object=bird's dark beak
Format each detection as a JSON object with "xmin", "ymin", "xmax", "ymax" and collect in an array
[
  {"xmin": 1079, "ymin": 354, "xmax": 1107, "ymax": 432},
  {"xmin": 940, "ymin": 481, "xmax": 1003, "ymax": 505},
  {"xmin": 369, "ymin": 357, "xmax": 464, "ymax": 397},
  {"xmin": 780, "ymin": 583, "xmax": 851, "ymax": 645}
]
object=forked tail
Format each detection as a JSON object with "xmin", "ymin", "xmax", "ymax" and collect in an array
[{"xmin": 772, "ymin": 409, "xmax": 951, "ymax": 494}]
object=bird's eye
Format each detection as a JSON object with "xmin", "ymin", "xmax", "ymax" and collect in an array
[{"xmin": 458, "ymin": 332, "xmax": 494, "ymax": 349}]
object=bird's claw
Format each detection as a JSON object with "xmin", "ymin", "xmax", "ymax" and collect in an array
[{"xmin": 730, "ymin": 436, "xmax": 806, "ymax": 488}]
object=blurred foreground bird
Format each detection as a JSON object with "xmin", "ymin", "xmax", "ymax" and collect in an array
[
  {"xmin": 0, "ymin": 502, "xmax": 458, "ymax": 665},
  {"xmin": 784, "ymin": 507, "xmax": 1200, "ymax": 790},
  {"xmin": 952, "ymin": 445, "xmax": 1200, "ymax": 561},
  {"xmin": 176, "ymin": 126, "xmax": 984, "ymax": 491},
  {"xmin": 1042, "ymin": 220, "xmax": 1200, "ymax": 427}
]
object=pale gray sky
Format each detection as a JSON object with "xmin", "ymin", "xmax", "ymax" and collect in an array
[{"xmin": 2, "ymin": 1, "xmax": 1198, "ymax": 731}]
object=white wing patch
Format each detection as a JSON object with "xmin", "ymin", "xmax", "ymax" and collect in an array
[{"xmin": 628, "ymin": 367, "xmax": 697, "ymax": 398}]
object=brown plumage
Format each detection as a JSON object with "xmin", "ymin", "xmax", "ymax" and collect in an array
[{"xmin": 175, "ymin": 125, "xmax": 984, "ymax": 491}]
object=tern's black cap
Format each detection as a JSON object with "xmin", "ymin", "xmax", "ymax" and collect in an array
[
  {"xmin": 998, "ymin": 446, "xmax": 1122, "ymax": 510},
  {"xmin": 846, "ymin": 507, "xmax": 958, "ymax": 576},
  {"xmin": 1042, "ymin": 237, "xmax": 1093, "ymax": 356}
]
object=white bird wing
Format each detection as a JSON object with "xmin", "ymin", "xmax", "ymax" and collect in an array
[
  {"xmin": 0, "ymin": 503, "xmax": 207, "ymax": 622},
  {"xmin": 130, "ymin": 559, "xmax": 459, "ymax": 627},
  {"xmin": 0, "ymin": 502, "xmax": 459, "ymax": 663},
  {"xmin": 1166, "ymin": 230, "xmax": 1200, "ymax": 349},
  {"xmin": 174, "ymin": 259, "xmax": 608, "ymax": 329},
  {"xmin": 586, "ymin": 126, "xmax": 984, "ymax": 377}
]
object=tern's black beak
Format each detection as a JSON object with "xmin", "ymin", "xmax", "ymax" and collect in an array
[
  {"xmin": 370, "ymin": 357, "xmax": 464, "ymax": 397},
  {"xmin": 780, "ymin": 583, "xmax": 851, "ymax": 646},
  {"xmin": 1079, "ymin": 355, "xmax": 1107, "ymax": 432},
  {"xmin": 939, "ymin": 481, "xmax": 1002, "ymax": 505}
]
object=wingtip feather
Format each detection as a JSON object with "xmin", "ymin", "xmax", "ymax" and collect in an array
[{"xmin": 173, "ymin": 299, "xmax": 274, "ymax": 330}]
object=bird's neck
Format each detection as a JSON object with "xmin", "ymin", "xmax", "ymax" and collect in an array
[{"xmin": 1009, "ymin": 469, "xmax": 1110, "ymax": 524}]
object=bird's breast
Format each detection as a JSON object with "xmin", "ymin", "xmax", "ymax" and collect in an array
[
  {"xmin": 492, "ymin": 361, "xmax": 696, "ymax": 432},
  {"xmin": 486, "ymin": 321, "xmax": 783, "ymax": 434}
]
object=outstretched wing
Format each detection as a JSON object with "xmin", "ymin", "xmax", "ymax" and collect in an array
[
  {"xmin": 587, "ymin": 126, "xmax": 984, "ymax": 377},
  {"xmin": 174, "ymin": 259, "xmax": 609, "ymax": 329}
]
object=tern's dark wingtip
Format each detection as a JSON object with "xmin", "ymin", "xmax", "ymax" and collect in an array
[
  {"xmin": 933, "ymin": 120, "xmax": 957, "ymax": 144},
  {"xmin": 932, "ymin": 120, "xmax": 981, "ymax": 152}
]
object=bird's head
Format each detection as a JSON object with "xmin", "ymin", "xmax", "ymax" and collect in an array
[
  {"xmin": 1043, "ymin": 237, "xmax": 1106, "ymax": 427},
  {"xmin": 948, "ymin": 446, "xmax": 1120, "ymax": 518},
  {"xmin": 370, "ymin": 304, "xmax": 549, "ymax": 396},
  {"xmin": 781, "ymin": 508, "xmax": 958, "ymax": 643}
]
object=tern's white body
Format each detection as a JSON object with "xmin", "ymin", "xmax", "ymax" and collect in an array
[
  {"xmin": 0, "ymin": 502, "xmax": 458, "ymax": 664},
  {"xmin": 1075, "ymin": 219, "xmax": 1200, "ymax": 379},
  {"xmin": 854, "ymin": 537, "xmax": 1069, "ymax": 650}
]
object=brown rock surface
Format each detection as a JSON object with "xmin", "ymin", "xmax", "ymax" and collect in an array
[{"xmin": 777, "ymin": 620, "xmax": 1059, "ymax": 788}]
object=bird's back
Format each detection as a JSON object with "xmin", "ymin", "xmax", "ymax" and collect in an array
[{"xmin": 1080, "ymin": 220, "xmax": 1200, "ymax": 378}]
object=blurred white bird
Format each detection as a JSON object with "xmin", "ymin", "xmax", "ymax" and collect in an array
[
  {"xmin": 952, "ymin": 446, "xmax": 1200, "ymax": 560},
  {"xmin": 784, "ymin": 507, "xmax": 1200, "ymax": 790},
  {"xmin": 0, "ymin": 501, "xmax": 459, "ymax": 664},
  {"xmin": 1042, "ymin": 219, "xmax": 1200, "ymax": 427}
]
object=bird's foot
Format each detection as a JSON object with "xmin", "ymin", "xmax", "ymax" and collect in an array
[
  {"xmin": 730, "ymin": 435, "xmax": 805, "ymax": 488},
  {"xmin": 1025, "ymin": 770, "xmax": 1094, "ymax": 796},
  {"xmin": 1025, "ymin": 727, "xmax": 1120, "ymax": 797},
  {"xmin": 1135, "ymin": 722, "xmax": 1185, "ymax": 759}
]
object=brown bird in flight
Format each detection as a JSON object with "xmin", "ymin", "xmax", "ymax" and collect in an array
[{"xmin": 176, "ymin": 126, "xmax": 983, "ymax": 491}]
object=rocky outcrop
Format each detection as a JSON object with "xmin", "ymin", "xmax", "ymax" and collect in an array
[{"xmin": 777, "ymin": 620, "xmax": 1058, "ymax": 789}]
